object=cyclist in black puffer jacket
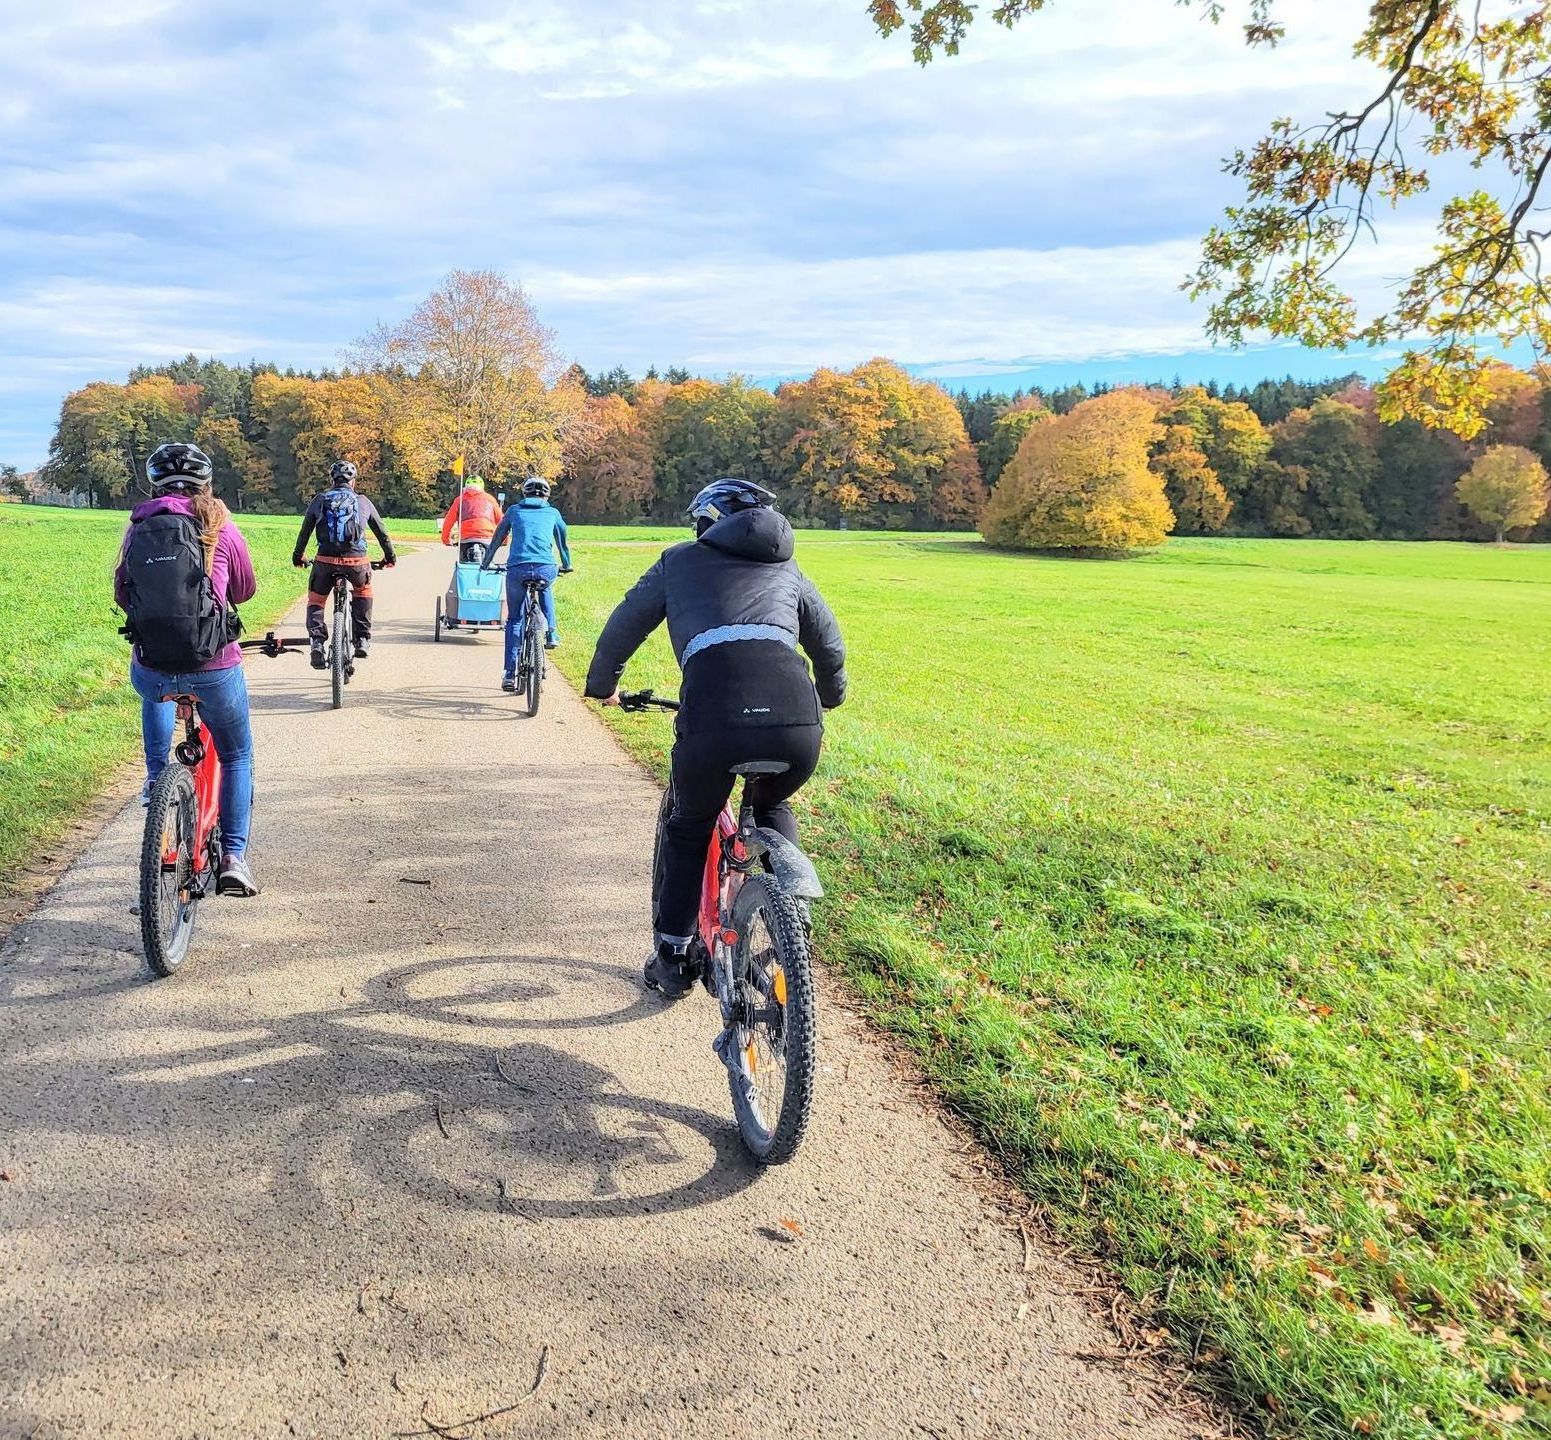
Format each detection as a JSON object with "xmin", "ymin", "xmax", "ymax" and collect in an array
[{"xmin": 585, "ymin": 479, "xmax": 847, "ymax": 998}]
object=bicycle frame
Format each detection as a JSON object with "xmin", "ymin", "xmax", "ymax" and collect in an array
[
  {"xmin": 165, "ymin": 700, "xmax": 221, "ymax": 878},
  {"xmin": 699, "ymin": 805, "xmax": 746, "ymax": 954}
]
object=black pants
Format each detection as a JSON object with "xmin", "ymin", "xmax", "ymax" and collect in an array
[
  {"xmin": 654, "ymin": 723, "xmax": 822, "ymax": 943},
  {"xmin": 306, "ymin": 560, "xmax": 373, "ymax": 643}
]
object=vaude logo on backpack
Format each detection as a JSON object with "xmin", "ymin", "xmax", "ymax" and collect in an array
[
  {"xmin": 317, "ymin": 486, "xmax": 363, "ymax": 552},
  {"xmin": 121, "ymin": 511, "xmax": 234, "ymax": 673}
]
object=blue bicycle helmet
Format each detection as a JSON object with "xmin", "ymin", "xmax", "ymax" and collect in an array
[{"xmin": 687, "ymin": 478, "xmax": 776, "ymax": 527}]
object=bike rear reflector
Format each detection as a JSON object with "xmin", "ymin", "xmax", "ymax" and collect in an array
[{"xmin": 773, "ymin": 966, "xmax": 788, "ymax": 1006}]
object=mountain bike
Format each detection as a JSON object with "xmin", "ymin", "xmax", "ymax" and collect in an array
[
  {"xmin": 304, "ymin": 558, "xmax": 388, "ymax": 709},
  {"xmin": 138, "ymin": 632, "xmax": 308, "ymax": 978},
  {"xmin": 488, "ymin": 567, "xmax": 568, "ymax": 717},
  {"xmin": 619, "ymin": 689, "xmax": 822, "ymax": 1163}
]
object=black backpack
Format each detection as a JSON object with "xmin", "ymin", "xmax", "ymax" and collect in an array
[
  {"xmin": 316, "ymin": 486, "xmax": 363, "ymax": 552},
  {"xmin": 121, "ymin": 511, "xmax": 237, "ymax": 672}
]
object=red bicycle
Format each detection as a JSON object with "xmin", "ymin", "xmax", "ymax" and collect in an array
[
  {"xmin": 620, "ymin": 689, "xmax": 822, "ymax": 1163},
  {"xmin": 138, "ymin": 632, "xmax": 307, "ymax": 977}
]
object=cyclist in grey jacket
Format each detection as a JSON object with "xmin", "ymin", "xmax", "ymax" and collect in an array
[{"xmin": 585, "ymin": 479, "xmax": 846, "ymax": 998}]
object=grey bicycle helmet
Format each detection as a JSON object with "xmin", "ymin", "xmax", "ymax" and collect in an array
[
  {"xmin": 330, "ymin": 460, "xmax": 358, "ymax": 485},
  {"xmin": 687, "ymin": 478, "xmax": 776, "ymax": 526},
  {"xmin": 521, "ymin": 476, "xmax": 552, "ymax": 498},
  {"xmin": 146, "ymin": 441, "xmax": 213, "ymax": 489}
]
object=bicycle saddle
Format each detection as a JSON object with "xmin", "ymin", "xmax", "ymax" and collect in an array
[
  {"xmin": 160, "ymin": 692, "xmax": 198, "ymax": 705},
  {"xmin": 729, "ymin": 760, "xmax": 790, "ymax": 776}
]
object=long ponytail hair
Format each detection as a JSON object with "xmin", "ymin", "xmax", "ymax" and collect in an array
[{"xmin": 187, "ymin": 489, "xmax": 231, "ymax": 570}]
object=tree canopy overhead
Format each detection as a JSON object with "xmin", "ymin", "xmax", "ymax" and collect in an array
[{"xmin": 868, "ymin": 1, "xmax": 1551, "ymax": 437}]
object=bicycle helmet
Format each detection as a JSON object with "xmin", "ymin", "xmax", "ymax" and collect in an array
[
  {"xmin": 146, "ymin": 441, "xmax": 213, "ymax": 490},
  {"xmin": 521, "ymin": 476, "xmax": 551, "ymax": 498},
  {"xmin": 687, "ymin": 478, "xmax": 776, "ymax": 526},
  {"xmin": 330, "ymin": 460, "xmax": 358, "ymax": 485}
]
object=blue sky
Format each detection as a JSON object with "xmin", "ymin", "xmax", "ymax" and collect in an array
[{"xmin": 1, "ymin": 1, "xmax": 1429, "ymax": 466}]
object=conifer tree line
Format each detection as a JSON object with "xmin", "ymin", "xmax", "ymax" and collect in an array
[{"xmin": 31, "ymin": 271, "xmax": 1551, "ymax": 543}]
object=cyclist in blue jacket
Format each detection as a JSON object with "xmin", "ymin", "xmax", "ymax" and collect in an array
[{"xmin": 481, "ymin": 477, "xmax": 573, "ymax": 690}]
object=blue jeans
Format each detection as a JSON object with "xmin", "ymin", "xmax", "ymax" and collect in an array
[
  {"xmin": 130, "ymin": 660, "xmax": 255, "ymax": 858},
  {"xmin": 504, "ymin": 563, "xmax": 557, "ymax": 675}
]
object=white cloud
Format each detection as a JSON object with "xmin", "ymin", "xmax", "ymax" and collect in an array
[{"xmin": 0, "ymin": 0, "xmax": 1428, "ymax": 465}]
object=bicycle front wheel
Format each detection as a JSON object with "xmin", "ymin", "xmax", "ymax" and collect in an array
[
  {"xmin": 139, "ymin": 764, "xmax": 200, "ymax": 978},
  {"xmin": 727, "ymin": 874, "xmax": 818, "ymax": 1163},
  {"xmin": 331, "ymin": 602, "xmax": 346, "ymax": 709}
]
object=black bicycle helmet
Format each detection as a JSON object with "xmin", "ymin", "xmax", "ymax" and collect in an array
[
  {"xmin": 330, "ymin": 460, "xmax": 358, "ymax": 485},
  {"xmin": 687, "ymin": 478, "xmax": 776, "ymax": 526},
  {"xmin": 521, "ymin": 476, "xmax": 551, "ymax": 498},
  {"xmin": 146, "ymin": 441, "xmax": 213, "ymax": 489}
]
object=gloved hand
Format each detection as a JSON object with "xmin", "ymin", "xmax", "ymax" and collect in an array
[
  {"xmin": 384, "ymin": 554, "xmax": 397, "ymax": 568},
  {"xmin": 292, "ymin": 555, "xmax": 306, "ymax": 569}
]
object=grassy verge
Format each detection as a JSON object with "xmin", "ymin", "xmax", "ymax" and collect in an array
[
  {"xmin": 551, "ymin": 529, "xmax": 1550, "ymax": 1440},
  {"xmin": 0, "ymin": 507, "xmax": 437, "ymax": 895}
]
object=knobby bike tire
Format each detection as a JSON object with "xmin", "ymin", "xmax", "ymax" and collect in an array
[
  {"xmin": 434, "ymin": 594, "xmax": 443, "ymax": 642},
  {"xmin": 728, "ymin": 874, "xmax": 818, "ymax": 1163},
  {"xmin": 523, "ymin": 604, "xmax": 542, "ymax": 717},
  {"xmin": 139, "ymin": 764, "xmax": 200, "ymax": 978},
  {"xmin": 331, "ymin": 600, "xmax": 346, "ymax": 709}
]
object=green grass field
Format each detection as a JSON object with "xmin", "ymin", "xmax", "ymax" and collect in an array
[
  {"xmin": 552, "ymin": 528, "xmax": 1551, "ymax": 1440},
  {"xmin": 2, "ymin": 506, "xmax": 1546, "ymax": 1438}
]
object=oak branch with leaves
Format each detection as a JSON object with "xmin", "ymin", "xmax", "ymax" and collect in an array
[{"xmin": 868, "ymin": 0, "xmax": 1551, "ymax": 437}]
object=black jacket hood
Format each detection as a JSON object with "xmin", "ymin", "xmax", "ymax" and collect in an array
[{"xmin": 698, "ymin": 507, "xmax": 794, "ymax": 564}]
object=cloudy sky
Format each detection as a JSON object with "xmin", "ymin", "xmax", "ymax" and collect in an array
[{"xmin": 1, "ymin": 0, "xmax": 1424, "ymax": 465}]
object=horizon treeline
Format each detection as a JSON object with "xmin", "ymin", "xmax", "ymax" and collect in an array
[{"xmin": 29, "ymin": 353, "xmax": 1551, "ymax": 542}]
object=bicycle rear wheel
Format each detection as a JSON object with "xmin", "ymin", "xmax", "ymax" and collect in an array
[
  {"xmin": 726, "ymin": 874, "xmax": 817, "ymax": 1163},
  {"xmin": 331, "ymin": 599, "xmax": 346, "ymax": 709},
  {"xmin": 139, "ymin": 764, "xmax": 200, "ymax": 978},
  {"xmin": 523, "ymin": 606, "xmax": 542, "ymax": 717}
]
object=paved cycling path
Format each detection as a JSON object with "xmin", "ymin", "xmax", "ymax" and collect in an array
[{"xmin": 0, "ymin": 546, "xmax": 1208, "ymax": 1440}]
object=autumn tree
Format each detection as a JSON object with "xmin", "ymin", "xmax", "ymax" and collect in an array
[
  {"xmin": 194, "ymin": 414, "xmax": 273, "ymax": 510},
  {"xmin": 354, "ymin": 269, "xmax": 585, "ymax": 485},
  {"xmin": 1264, "ymin": 398, "xmax": 1380, "ymax": 538},
  {"xmin": 45, "ymin": 376, "xmax": 197, "ymax": 505},
  {"xmin": 1456, "ymin": 444, "xmax": 1550, "ymax": 541},
  {"xmin": 983, "ymin": 389, "xmax": 1173, "ymax": 552},
  {"xmin": 1150, "ymin": 421, "xmax": 1231, "ymax": 535},
  {"xmin": 930, "ymin": 441, "xmax": 989, "ymax": 528},
  {"xmin": 564, "ymin": 393, "xmax": 657, "ymax": 521},
  {"xmin": 653, "ymin": 377, "xmax": 776, "ymax": 518},
  {"xmin": 870, "ymin": 1, "xmax": 1551, "ymax": 436},
  {"xmin": 773, "ymin": 367, "xmax": 895, "ymax": 522},
  {"xmin": 978, "ymin": 404, "xmax": 1050, "ymax": 488}
]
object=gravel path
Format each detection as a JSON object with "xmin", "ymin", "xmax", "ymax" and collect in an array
[{"xmin": 0, "ymin": 545, "xmax": 1207, "ymax": 1439}]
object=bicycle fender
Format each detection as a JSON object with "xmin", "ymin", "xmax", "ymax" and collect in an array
[{"xmin": 748, "ymin": 827, "xmax": 824, "ymax": 899}]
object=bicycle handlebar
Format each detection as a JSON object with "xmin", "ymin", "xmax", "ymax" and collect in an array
[
  {"xmin": 238, "ymin": 632, "xmax": 309, "ymax": 658},
  {"xmin": 480, "ymin": 565, "xmax": 571, "ymax": 575},
  {"xmin": 618, "ymin": 688, "xmax": 680, "ymax": 712},
  {"xmin": 297, "ymin": 557, "xmax": 392, "ymax": 569}
]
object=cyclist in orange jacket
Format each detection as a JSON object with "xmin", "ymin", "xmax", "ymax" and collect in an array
[{"xmin": 440, "ymin": 475, "xmax": 504, "ymax": 563}]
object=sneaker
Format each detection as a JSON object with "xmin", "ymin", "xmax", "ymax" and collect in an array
[
  {"xmin": 139, "ymin": 779, "xmax": 152, "ymax": 808},
  {"xmin": 217, "ymin": 853, "xmax": 260, "ymax": 897},
  {"xmin": 309, "ymin": 641, "xmax": 326, "ymax": 670},
  {"xmin": 501, "ymin": 674, "xmax": 516, "ymax": 693},
  {"xmin": 545, "ymin": 631, "xmax": 560, "ymax": 650},
  {"xmin": 643, "ymin": 942, "xmax": 697, "ymax": 999},
  {"xmin": 353, "ymin": 638, "xmax": 370, "ymax": 660}
]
